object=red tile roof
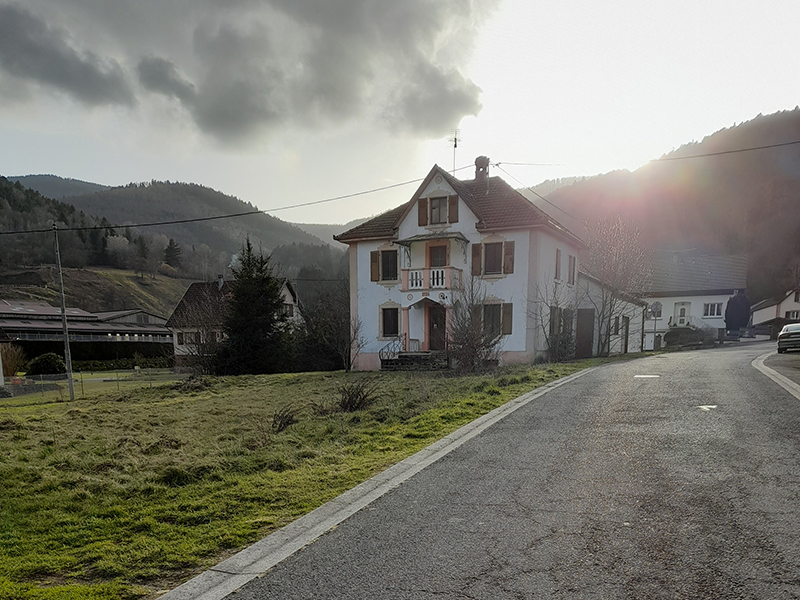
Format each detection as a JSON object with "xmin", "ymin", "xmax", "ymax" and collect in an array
[{"xmin": 334, "ymin": 164, "xmax": 582, "ymax": 245}]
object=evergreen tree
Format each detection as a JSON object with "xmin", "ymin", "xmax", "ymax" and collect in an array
[
  {"xmin": 164, "ymin": 238, "xmax": 182, "ymax": 268},
  {"xmin": 215, "ymin": 238, "xmax": 293, "ymax": 374}
]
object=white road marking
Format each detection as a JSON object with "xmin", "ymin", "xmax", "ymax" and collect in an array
[
  {"xmin": 697, "ymin": 405, "xmax": 717, "ymax": 411},
  {"xmin": 634, "ymin": 375, "xmax": 660, "ymax": 378},
  {"xmin": 752, "ymin": 352, "xmax": 800, "ymax": 401}
]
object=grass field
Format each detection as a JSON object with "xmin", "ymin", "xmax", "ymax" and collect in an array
[{"xmin": 0, "ymin": 360, "xmax": 615, "ymax": 599}]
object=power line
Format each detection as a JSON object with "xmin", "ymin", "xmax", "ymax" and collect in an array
[
  {"xmin": 493, "ymin": 163, "xmax": 588, "ymax": 226},
  {"xmin": 495, "ymin": 161, "xmax": 565, "ymax": 167},
  {"xmin": 0, "ymin": 163, "xmax": 476, "ymax": 237},
  {"xmin": 652, "ymin": 139, "xmax": 800, "ymax": 161}
]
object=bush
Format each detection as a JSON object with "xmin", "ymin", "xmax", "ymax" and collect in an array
[
  {"xmin": 27, "ymin": 353, "xmax": 66, "ymax": 376},
  {"xmin": 336, "ymin": 377, "xmax": 380, "ymax": 412},
  {"xmin": 72, "ymin": 356, "xmax": 174, "ymax": 371},
  {"xmin": 272, "ymin": 404, "xmax": 298, "ymax": 433},
  {"xmin": 1, "ymin": 344, "xmax": 26, "ymax": 377}
]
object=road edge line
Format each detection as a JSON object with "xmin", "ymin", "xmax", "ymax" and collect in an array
[
  {"xmin": 159, "ymin": 366, "xmax": 598, "ymax": 600},
  {"xmin": 752, "ymin": 351, "xmax": 800, "ymax": 401}
]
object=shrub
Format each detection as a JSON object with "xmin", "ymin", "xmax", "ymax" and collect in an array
[
  {"xmin": 336, "ymin": 377, "xmax": 380, "ymax": 412},
  {"xmin": 272, "ymin": 404, "xmax": 298, "ymax": 433},
  {"xmin": 1, "ymin": 344, "xmax": 26, "ymax": 377},
  {"xmin": 27, "ymin": 353, "xmax": 66, "ymax": 376}
]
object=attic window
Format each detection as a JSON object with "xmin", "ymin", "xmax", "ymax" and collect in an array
[
  {"xmin": 430, "ymin": 197, "xmax": 447, "ymax": 224},
  {"xmin": 418, "ymin": 196, "xmax": 459, "ymax": 226}
]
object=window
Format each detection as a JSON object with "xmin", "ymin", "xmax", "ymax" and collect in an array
[
  {"xmin": 382, "ymin": 307, "xmax": 399, "ymax": 337},
  {"xmin": 613, "ymin": 316, "xmax": 620, "ymax": 335},
  {"xmin": 795, "ymin": 291, "xmax": 800, "ymax": 303},
  {"xmin": 430, "ymin": 245, "xmax": 447, "ymax": 267},
  {"xmin": 472, "ymin": 241, "xmax": 514, "ymax": 276},
  {"xmin": 177, "ymin": 332, "xmax": 184, "ymax": 345},
  {"xmin": 650, "ymin": 306, "xmax": 662, "ymax": 318},
  {"xmin": 568, "ymin": 255, "xmax": 576, "ymax": 285},
  {"xmin": 418, "ymin": 196, "xmax": 459, "ymax": 226},
  {"xmin": 787, "ymin": 310, "xmax": 800, "ymax": 320},
  {"xmin": 371, "ymin": 249, "xmax": 399, "ymax": 282},
  {"xmin": 555, "ymin": 248, "xmax": 562, "ymax": 280},
  {"xmin": 283, "ymin": 303, "xmax": 294, "ymax": 318},
  {"xmin": 484, "ymin": 304, "xmax": 502, "ymax": 338},
  {"xmin": 703, "ymin": 303, "xmax": 723, "ymax": 317},
  {"xmin": 484, "ymin": 243, "xmax": 503, "ymax": 274},
  {"xmin": 549, "ymin": 306, "xmax": 572, "ymax": 336},
  {"xmin": 430, "ymin": 197, "xmax": 447, "ymax": 224}
]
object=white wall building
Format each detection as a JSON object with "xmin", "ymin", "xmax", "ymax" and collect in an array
[
  {"xmin": 751, "ymin": 287, "xmax": 800, "ymax": 331},
  {"xmin": 335, "ymin": 157, "xmax": 610, "ymax": 370},
  {"xmin": 642, "ymin": 252, "xmax": 748, "ymax": 350}
]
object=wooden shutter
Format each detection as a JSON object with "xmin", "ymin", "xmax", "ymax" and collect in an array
[
  {"xmin": 448, "ymin": 195, "xmax": 459, "ymax": 223},
  {"xmin": 503, "ymin": 241, "xmax": 515, "ymax": 274},
  {"xmin": 418, "ymin": 198, "xmax": 428, "ymax": 226},
  {"xmin": 471, "ymin": 243, "xmax": 482, "ymax": 276},
  {"xmin": 370, "ymin": 251, "xmax": 380, "ymax": 281},
  {"xmin": 502, "ymin": 303, "xmax": 513, "ymax": 335}
]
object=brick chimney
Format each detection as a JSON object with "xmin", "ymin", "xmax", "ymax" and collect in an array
[{"xmin": 475, "ymin": 156, "xmax": 490, "ymax": 181}]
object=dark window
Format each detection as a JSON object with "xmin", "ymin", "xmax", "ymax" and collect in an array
[
  {"xmin": 283, "ymin": 303, "xmax": 294, "ymax": 318},
  {"xmin": 484, "ymin": 243, "xmax": 503, "ymax": 274},
  {"xmin": 613, "ymin": 316, "xmax": 620, "ymax": 335},
  {"xmin": 383, "ymin": 307, "xmax": 399, "ymax": 337},
  {"xmin": 177, "ymin": 332, "xmax": 184, "ymax": 345},
  {"xmin": 381, "ymin": 250, "xmax": 398, "ymax": 281},
  {"xmin": 430, "ymin": 197, "xmax": 447, "ymax": 224},
  {"xmin": 430, "ymin": 245, "xmax": 447, "ymax": 267},
  {"xmin": 795, "ymin": 291, "xmax": 799, "ymax": 303},
  {"xmin": 483, "ymin": 304, "xmax": 502, "ymax": 338}
]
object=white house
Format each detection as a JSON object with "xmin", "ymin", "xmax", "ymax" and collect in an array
[
  {"xmin": 334, "ymin": 156, "xmax": 599, "ymax": 370},
  {"xmin": 166, "ymin": 277, "xmax": 300, "ymax": 368},
  {"xmin": 751, "ymin": 287, "xmax": 800, "ymax": 333},
  {"xmin": 642, "ymin": 252, "xmax": 748, "ymax": 350}
]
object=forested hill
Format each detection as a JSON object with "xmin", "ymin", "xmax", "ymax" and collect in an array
[
  {"xmin": 544, "ymin": 108, "xmax": 800, "ymax": 303},
  {"xmin": 63, "ymin": 180, "xmax": 327, "ymax": 256},
  {"xmin": 10, "ymin": 174, "xmax": 111, "ymax": 199}
]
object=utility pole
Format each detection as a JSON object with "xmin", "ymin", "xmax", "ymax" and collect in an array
[{"xmin": 53, "ymin": 224, "xmax": 75, "ymax": 401}]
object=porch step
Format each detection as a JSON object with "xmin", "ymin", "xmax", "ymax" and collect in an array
[{"xmin": 381, "ymin": 352, "xmax": 450, "ymax": 371}]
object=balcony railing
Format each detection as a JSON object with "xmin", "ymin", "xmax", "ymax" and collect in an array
[{"xmin": 401, "ymin": 266, "xmax": 462, "ymax": 292}]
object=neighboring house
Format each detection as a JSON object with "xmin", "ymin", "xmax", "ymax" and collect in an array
[
  {"xmin": 575, "ymin": 269, "xmax": 647, "ymax": 358},
  {"xmin": 751, "ymin": 287, "xmax": 800, "ymax": 334},
  {"xmin": 0, "ymin": 299, "xmax": 172, "ymax": 359},
  {"xmin": 334, "ymin": 156, "xmax": 593, "ymax": 370},
  {"xmin": 166, "ymin": 277, "xmax": 300, "ymax": 368},
  {"xmin": 642, "ymin": 252, "xmax": 748, "ymax": 350}
]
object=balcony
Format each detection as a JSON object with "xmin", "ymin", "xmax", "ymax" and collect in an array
[{"xmin": 401, "ymin": 266, "xmax": 462, "ymax": 292}]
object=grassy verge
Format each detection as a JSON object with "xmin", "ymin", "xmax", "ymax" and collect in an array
[{"xmin": 0, "ymin": 358, "xmax": 625, "ymax": 599}]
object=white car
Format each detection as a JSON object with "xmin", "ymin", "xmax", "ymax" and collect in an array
[{"xmin": 777, "ymin": 323, "xmax": 800, "ymax": 353}]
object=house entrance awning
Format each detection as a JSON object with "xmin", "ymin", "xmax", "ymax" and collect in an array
[{"xmin": 395, "ymin": 231, "xmax": 470, "ymax": 246}]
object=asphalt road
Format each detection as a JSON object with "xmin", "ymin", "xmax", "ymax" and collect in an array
[{"xmin": 233, "ymin": 342, "xmax": 800, "ymax": 599}]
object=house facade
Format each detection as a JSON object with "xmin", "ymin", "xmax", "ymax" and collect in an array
[
  {"xmin": 334, "ymin": 157, "xmax": 591, "ymax": 370},
  {"xmin": 751, "ymin": 287, "xmax": 800, "ymax": 334},
  {"xmin": 642, "ymin": 252, "xmax": 748, "ymax": 350},
  {"xmin": 166, "ymin": 277, "xmax": 300, "ymax": 368}
]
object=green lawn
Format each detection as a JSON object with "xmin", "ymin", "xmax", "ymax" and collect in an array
[{"xmin": 0, "ymin": 360, "xmax": 616, "ymax": 599}]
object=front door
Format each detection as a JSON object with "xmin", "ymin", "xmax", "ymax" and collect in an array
[
  {"xmin": 429, "ymin": 304, "xmax": 446, "ymax": 351},
  {"xmin": 575, "ymin": 308, "xmax": 595, "ymax": 358},
  {"xmin": 674, "ymin": 302, "xmax": 691, "ymax": 326}
]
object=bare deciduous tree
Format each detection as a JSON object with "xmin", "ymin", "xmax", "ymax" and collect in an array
[
  {"xmin": 448, "ymin": 276, "xmax": 502, "ymax": 373},
  {"xmin": 583, "ymin": 215, "xmax": 651, "ymax": 356},
  {"xmin": 531, "ymin": 280, "xmax": 576, "ymax": 362}
]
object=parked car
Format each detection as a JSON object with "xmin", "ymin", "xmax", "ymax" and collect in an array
[{"xmin": 777, "ymin": 323, "xmax": 800, "ymax": 353}]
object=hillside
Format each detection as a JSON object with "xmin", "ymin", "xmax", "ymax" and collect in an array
[
  {"xmin": 10, "ymin": 174, "xmax": 111, "ymax": 199},
  {"xmin": 544, "ymin": 109, "xmax": 800, "ymax": 303},
  {"xmin": 60, "ymin": 181, "xmax": 327, "ymax": 258},
  {"xmin": 0, "ymin": 267, "xmax": 191, "ymax": 317},
  {"xmin": 290, "ymin": 218, "xmax": 369, "ymax": 248}
]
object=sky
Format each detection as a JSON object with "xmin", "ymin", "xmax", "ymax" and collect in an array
[{"xmin": 1, "ymin": 0, "xmax": 800, "ymax": 225}]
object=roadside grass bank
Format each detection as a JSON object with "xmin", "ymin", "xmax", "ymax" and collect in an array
[{"xmin": 0, "ymin": 355, "xmax": 641, "ymax": 599}]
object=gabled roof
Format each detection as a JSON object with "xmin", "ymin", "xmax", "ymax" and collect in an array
[
  {"xmin": 166, "ymin": 281, "xmax": 233, "ymax": 329},
  {"xmin": 751, "ymin": 286, "xmax": 800, "ymax": 312},
  {"xmin": 648, "ymin": 252, "xmax": 748, "ymax": 296},
  {"xmin": 334, "ymin": 164, "xmax": 583, "ymax": 245}
]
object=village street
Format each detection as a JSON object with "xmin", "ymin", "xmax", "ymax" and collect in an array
[{"xmin": 223, "ymin": 342, "xmax": 800, "ymax": 599}]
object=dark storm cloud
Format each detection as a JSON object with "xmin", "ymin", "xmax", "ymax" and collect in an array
[
  {"xmin": 10, "ymin": 0, "xmax": 498, "ymax": 140},
  {"xmin": 0, "ymin": 3, "xmax": 134, "ymax": 106}
]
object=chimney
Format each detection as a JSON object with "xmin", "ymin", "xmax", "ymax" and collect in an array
[
  {"xmin": 475, "ymin": 156, "xmax": 490, "ymax": 181},
  {"xmin": 218, "ymin": 274, "xmax": 224, "ymax": 291}
]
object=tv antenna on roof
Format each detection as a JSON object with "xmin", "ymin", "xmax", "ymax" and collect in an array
[{"xmin": 448, "ymin": 128, "xmax": 461, "ymax": 175}]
